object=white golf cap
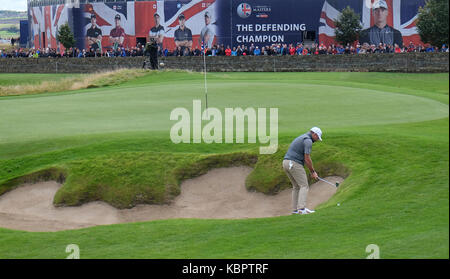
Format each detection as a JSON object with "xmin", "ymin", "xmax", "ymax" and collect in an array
[
  {"xmin": 310, "ymin": 127, "xmax": 323, "ymax": 141},
  {"xmin": 372, "ymin": 0, "xmax": 388, "ymax": 9}
]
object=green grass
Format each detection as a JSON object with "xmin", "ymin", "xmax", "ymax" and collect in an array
[{"xmin": 0, "ymin": 71, "xmax": 448, "ymax": 258}]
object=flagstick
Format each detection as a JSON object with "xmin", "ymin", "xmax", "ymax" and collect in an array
[{"xmin": 203, "ymin": 46, "xmax": 208, "ymax": 115}]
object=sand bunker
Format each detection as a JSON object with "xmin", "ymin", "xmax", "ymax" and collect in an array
[{"xmin": 0, "ymin": 167, "xmax": 344, "ymax": 232}]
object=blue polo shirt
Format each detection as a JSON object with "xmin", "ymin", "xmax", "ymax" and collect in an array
[{"xmin": 284, "ymin": 132, "xmax": 314, "ymax": 166}]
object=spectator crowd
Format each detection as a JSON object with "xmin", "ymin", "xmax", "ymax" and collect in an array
[{"xmin": 1, "ymin": 41, "xmax": 448, "ymax": 59}]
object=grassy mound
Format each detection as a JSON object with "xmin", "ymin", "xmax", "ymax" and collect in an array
[
  {"xmin": 0, "ymin": 167, "xmax": 67, "ymax": 196},
  {"xmin": 53, "ymin": 151, "xmax": 259, "ymax": 208},
  {"xmin": 0, "ymin": 147, "xmax": 348, "ymax": 209}
]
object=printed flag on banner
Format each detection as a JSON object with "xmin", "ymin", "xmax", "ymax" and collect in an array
[
  {"xmin": 319, "ymin": 0, "xmax": 426, "ymax": 47},
  {"xmin": 30, "ymin": 4, "xmax": 69, "ymax": 50},
  {"xmin": 83, "ymin": 2, "xmax": 135, "ymax": 51}
]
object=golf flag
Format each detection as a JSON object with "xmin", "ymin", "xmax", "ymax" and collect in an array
[{"xmin": 201, "ymin": 40, "xmax": 206, "ymax": 54}]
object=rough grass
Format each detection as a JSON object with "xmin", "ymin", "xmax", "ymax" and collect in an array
[
  {"xmin": 0, "ymin": 151, "xmax": 258, "ymax": 209},
  {"xmin": 0, "ymin": 68, "xmax": 147, "ymax": 97}
]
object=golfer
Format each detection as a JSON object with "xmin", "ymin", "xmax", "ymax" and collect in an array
[{"xmin": 283, "ymin": 127, "xmax": 322, "ymax": 215}]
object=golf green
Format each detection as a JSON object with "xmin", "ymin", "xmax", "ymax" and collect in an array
[{"xmin": 0, "ymin": 75, "xmax": 447, "ymax": 144}]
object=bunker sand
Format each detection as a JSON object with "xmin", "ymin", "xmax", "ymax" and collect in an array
[{"xmin": 0, "ymin": 167, "xmax": 344, "ymax": 232}]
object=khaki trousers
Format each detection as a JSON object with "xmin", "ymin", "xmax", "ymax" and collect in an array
[{"xmin": 283, "ymin": 159, "xmax": 309, "ymax": 210}]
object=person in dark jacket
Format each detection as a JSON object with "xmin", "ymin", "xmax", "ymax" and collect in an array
[{"xmin": 144, "ymin": 38, "xmax": 159, "ymax": 70}]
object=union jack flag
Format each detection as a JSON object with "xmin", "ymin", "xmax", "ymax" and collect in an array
[
  {"xmin": 30, "ymin": 4, "xmax": 69, "ymax": 50},
  {"xmin": 318, "ymin": 0, "xmax": 426, "ymax": 46}
]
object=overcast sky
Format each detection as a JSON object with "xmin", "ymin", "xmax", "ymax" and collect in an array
[{"xmin": 2, "ymin": 0, "xmax": 27, "ymax": 12}]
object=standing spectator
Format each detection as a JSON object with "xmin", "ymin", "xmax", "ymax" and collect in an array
[
  {"xmin": 242, "ymin": 45, "xmax": 248, "ymax": 56},
  {"xmin": 253, "ymin": 46, "xmax": 261, "ymax": 56},
  {"xmin": 193, "ymin": 46, "xmax": 201, "ymax": 56},
  {"xmin": 302, "ymin": 47, "xmax": 308, "ymax": 56},
  {"xmin": 174, "ymin": 46, "xmax": 182, "ymax": 56},
  {"xmin": 211, "ymin": 45, "xmax": 217, "ymax": 56},
  {"xmin": 426, "ymin": 44, "xmax": 434, "ymax": 52},
  {"xmin": 225, "ymin": 45, "xmax": 232, "ymax": 56},
  {"xmin": 236, "ymin": 45, "xmax": 242, "ymax": 56},
  {"xmin": 249, "ymin": 43, "xmax": 255, "ymax": 55},
  {"xmin": 261, "ymin": 47, "xmax": 268, "ymax": 55},
  {"xmin": 289, "ymin": 44, "xmax": 296, "ymax": 55},
  {"xmin": 217, "ymin": 44, "xmax": 225, "ymax": 56},
  {"xmin": 231, "ymin": 47, "xmax": 237, "ymax": 56}
]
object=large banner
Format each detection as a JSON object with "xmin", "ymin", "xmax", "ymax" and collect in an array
[
  {"xmin": 227, "ymin": 0, "xmax": 322, "ymax": 47},
  {"xmin": 319, "ymin": 0, "xmax": 426, "ymax": 47},
  {"xmin": 29, "ymin": 0, "xmax": 428, "ymax": 51}
]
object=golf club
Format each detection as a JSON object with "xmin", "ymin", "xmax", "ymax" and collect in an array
[{"xmin": 318, "ymin": 177, "xmax": 340, "ymax": 187}]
